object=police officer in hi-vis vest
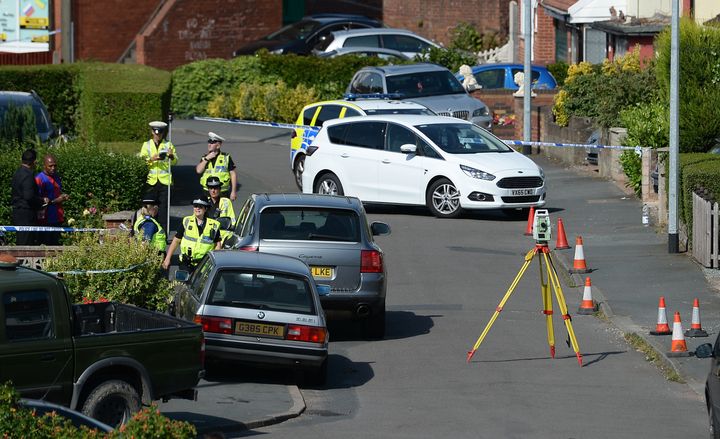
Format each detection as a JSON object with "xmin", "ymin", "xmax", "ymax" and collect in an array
[
  {"xmin": 196, "ymin": 131, "xmax": 237, "ymax": 201},
  {"xmin": 133, "ymin": 195, "xmax": 167, "ymax": 255},
  {"xmin": 162, "ymin": 198, "xmax": 222, "ymax": 273},
  {"xmin": 205, "ymin": 176, "xmax": 236, "ymax": 245},
  {"xmin": 139, "ymin": 121, "xmax": 177, "ymax": 228}
]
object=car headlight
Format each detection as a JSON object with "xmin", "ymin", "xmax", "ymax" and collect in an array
[
  {"xmin": 538, "ymin": 167, "xmax": 545, "ymax": 180},
  {"xmin": 270, "ymin": 48, "xmax": 284, "ymax": 54},
  {"xmin": 473, "ymin": 106, "xmax": 489, "ymax": 117},
  {"xmin": 460, "ymin": 164, "xmax": 496, "ymax": 181}
]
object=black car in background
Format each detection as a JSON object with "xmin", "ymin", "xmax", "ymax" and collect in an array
[
  {"xmin": 0, "ymin": 90, "xmax": 58, "ymax": 142},
  {"xmin": 232, "ymin": 14, "xmax": 383, "ymax": 56}
]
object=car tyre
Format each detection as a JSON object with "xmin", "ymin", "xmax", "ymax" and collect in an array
[
  {"xmin": 427, "ymin": 178, "xmax": 462, "ymax": 218},
  {"xmin": 81, "ymin": 379, "xmax": 140, "ymax": 427},
  {"xmin": 364, "ymin": 304, "xmax": 386, "ymax": 339},
  {"xmin": 315, "ymin": 173, "xmax": 344, "ymax": 196},
  {"xmin": 293, "ymin": 154, "xmax": 305, "ymax": 190}
]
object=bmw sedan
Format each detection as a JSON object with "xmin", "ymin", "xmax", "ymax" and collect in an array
[{"xmin": 302, "ymin": 114, "xmax": 546, "ymax": 218}]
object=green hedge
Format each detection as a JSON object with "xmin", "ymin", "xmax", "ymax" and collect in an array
[{"xmin": 676, "ymin": 154, "xmax": 720, "ymax": 236}]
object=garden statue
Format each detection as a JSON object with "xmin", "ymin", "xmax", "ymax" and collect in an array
[
  {"xmin": 513, "ymin": 71, "xmax": 536, "ymax": 98},
  {"xmin": 459, "ymin": 65, "xmax": 479, "ymax": 91}
]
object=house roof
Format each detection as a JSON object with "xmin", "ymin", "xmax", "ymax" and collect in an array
[
  {"xmin": 569, "ymin": 0, "xmax": 627, "ymax": 24},
  {"xmin": 590, "ymin": 13, "xmax": 669, "ymax": 36},
  {"xmin": 541, "ymin": 0, "xmax": 575, "ymax": 19}
]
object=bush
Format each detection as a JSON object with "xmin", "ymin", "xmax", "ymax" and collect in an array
[
  {"xmin": 619, "ymin": 99, "xmax": 668, "ymax": 149},
  {"xmin": 547, "ymin": 61, "xmax": 569, "ymax": 86},
  {"xmin": 676, "ymin": 154, "xmax": 720, "ymax": 234},
  {"xmin": 43, "ymin": 234, "xmax": 176, "ymax": 311},
  {"xmin": 1, "ymin": 381, "xmax": 196, "ymax": 438},
  {"xmin": 208, "ymin": 81, "xmax": 318, "ymax": 123},
  {"xmin": 423, "ymin": 47, "xmax": 477, "ymax": 73},
  {"xmin": 656, "ymin": 18, "xmax": 720, "ymax": 152},
  {"xmin": 619, "ymin": 150, "xmax": 642, "ymax": 196}
]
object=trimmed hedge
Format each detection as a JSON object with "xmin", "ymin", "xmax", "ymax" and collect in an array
[{"xmin": 676, "ymin": 154, "xmax": 720, "ymax": 235}]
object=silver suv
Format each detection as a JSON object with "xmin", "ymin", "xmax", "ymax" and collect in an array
[
  {"xmin": 226, "ymin": 193, "xmax": 391, "ymax": 339},
  {"xmin": 346, "ymin": 63, "xmax": 493, "ymax": 130}
]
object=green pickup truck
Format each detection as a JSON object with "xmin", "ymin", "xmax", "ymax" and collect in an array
[{"xmin": 0, "ymin": 257, "xmax": 204, "ymax": 427}]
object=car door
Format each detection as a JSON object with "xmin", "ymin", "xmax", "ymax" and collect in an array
[
  {"xmin": 0, "ymin": 285, "xmax": 73, "ymax": 404},
  {"xmin": 377, "ymin": 123, "xmax": 441, "ymax": 204}
]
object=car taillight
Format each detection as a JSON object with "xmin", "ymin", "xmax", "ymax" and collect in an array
[
  {"xmin": 239, "ymin": 245, "xmax": 258, "ymax": 251},
  {"xmin": 306, "ymin": 145, "xmax": 319, "ymax": 156},
  {"xmin": 286, "ymin": 324, "xmax": 327, "ymax": 343},
  {"xmin": 194, "ymin": 315, "xmax": 233, "ymax": 334},
  {"xmin": 361, "ymin": 249, "xmax": 383, "ymax": 273}
]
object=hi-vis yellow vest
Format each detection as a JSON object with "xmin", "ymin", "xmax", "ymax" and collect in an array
[
  {"xmin": 140, "ymin": 140, "xmax": 178, "ymax": 185},
  {"xmin": 200, "ymin": 153, "xmax": 231, "ymax": 191},
  {"xmin": 133, "ymin": 216, "xmax": 167, "ymax": 252},
  {"xmin": 179, "ymin": 216, "xmax": 220, "ymax": 262}
]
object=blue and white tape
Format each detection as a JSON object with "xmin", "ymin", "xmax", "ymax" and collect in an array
[
  {"xmin": 194, "ymin": 116, "xmax": 639, "ymax": 150},
  {"xmin": 0, "ymin": 226, "xmax": 108, "ymax": 232}
]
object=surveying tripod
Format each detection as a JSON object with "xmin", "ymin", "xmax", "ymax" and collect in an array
[{"xmin": 466, "ymin": 242, "xmax": 583, "ymax": 367}]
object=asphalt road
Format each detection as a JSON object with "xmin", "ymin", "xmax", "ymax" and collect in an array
[{"xmin": 163, "ymin": 119, "xmax": 708, "ymax": 438}]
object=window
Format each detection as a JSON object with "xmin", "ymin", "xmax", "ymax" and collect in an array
[
  {"xmin": 344, "ymin": 35, "xmax": 380, "ymax": 48},
  {"xmin": 209, "ymin": 270, "xmax": 315, "ymax": 314},
  {"xmin": 386, "ymin": 123, "xmax": 418, "ymax": 153},
  {"xmin": 302, "ymin": 106, "xmax": 319, "ymax": 125},
  {"xmin": 3, "ymin": 290, "xmax": 53, "ymax": 341},
  {"xmin": 510, "ymin": 68, "xmax": 541, "ymax": 86},
  {"xmin": 315, "ymin": 105, "xmax": 345, "ymax": 125},
  {"xmin": 235, "ymin": 197, "xmax": 255, "ymax": 237},
  {"xmin": 417, "ymin": 123, "xmax": 512, "ymax": 154},
  {"xmin": 343, "ymin": 108, "xmax": 362, "ymax": 117},
  {"xmin": 350, "ymin": 72, "xmax": 384, "ymax": 94},
  {"xmin": 328, "ymin": 123, "xmax": 349, "ymax": 144},
  {"xmin": 190, "ymin": 258, "xmax": 214, "ymax": 298},
  {"xmin": 259, "ymin": 207, "xmax": 360, "ymax": 242},
  {"xmin": 474, "ymin": 69, "xmax": 505, "ymax": 89},
  {"xmin": 343, "ymin": 121, "xmax": 386, "ymax": 149},
  {"xmin": 383, "ymin": 35, "xmax": 431, "ymax": 53}
]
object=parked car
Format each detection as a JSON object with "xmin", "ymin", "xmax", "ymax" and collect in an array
[
  {"xmin": 232, "ymin": 14, "xmax": 383, "ymax": 56},
  {"xmin": 290, "ymin": 96, "xmax": 436, "ymax": 189},
  {"xmin": 225, "ymin": 193, "xmax": 391, "ymax": 339},
  {"xmin": 0, "ymin": 257, "xmax": 204, "ymax": 427},
  {"xmin": 301, "ymin": 114, "xmax": 546, "ymax": 218},
  {"xmin": 694, "ymin": 337, "xmax": 720, "ymax": 437},
  {"xmin": 455, "ymin": 63, "xmax": 558, "ymax": 90},
  {"xmin": 19, "ymin": 399, "xmax": 114, "ymax": 433},
  {"xmin": 0, "ymin": 91, "xmax": 61, "ymax": 142},
  {"xmin": 172, "ymin": 250, "xmax": 330, "ymax": 385},
  {"xmin": 315, "ymin": 46, "xmax": 411, "ymax": 62},
  {"xmin": 313, "ymin": 28, "xmax": 440, "ymax": 59},
  {"xmin": 346, "ymin": 63, "xmax": 493, "ymax": 130}
]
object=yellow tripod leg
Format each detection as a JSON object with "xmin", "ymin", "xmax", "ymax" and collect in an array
[
  {"xmin": 539, "ymin": 252, "xmax": 555, "ymax": 358},
  {"xmin": 467, "ymin": 249, "xmax": 536, "ymax": 362},
  {"xmin": 543, "ymin": 251, "xmax": 583, "ymax": 366}
]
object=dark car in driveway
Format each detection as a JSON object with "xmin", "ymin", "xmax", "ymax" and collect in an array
[
  {"xmin": 232, "ymin": 14, "xmax": 383, "ymax": 56},
  {"xmin": 225, "ymin": 193, "xmax": 391, "ymax": 338},
  {"xmin": 695, "ymin": 338, "xmax": 720, "ymax": 437}
]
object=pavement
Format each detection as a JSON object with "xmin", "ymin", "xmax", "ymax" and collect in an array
[{"xmin": 159, "ymin": 121, "xmax": 720, "ymax": 434}]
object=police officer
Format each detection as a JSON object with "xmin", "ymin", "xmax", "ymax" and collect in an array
[
  {"xmin": 205, "ymin": 176, "xmax": 236, "ymax": 244},
  {"xmin": 139, "ymin": 121, "xmax": 177, "ymax": 229},
  {"xmin": 133, "ymin": 195, "xmax": 167, "ymax": 255},
  {"xmin": 196, "ymin": 131, "xmax": 237, "ymax": 201},
  {"xmin": 162, "ymin": 198, "xmax": 221, "ymax": 272}
]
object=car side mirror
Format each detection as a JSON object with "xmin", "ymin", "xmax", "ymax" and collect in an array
[
  {"xmin": 175, "ymin": 270, "xmax": 190, "ymax": 282},
  {"xmin": 371, "ymin": 221, "xmax": 391, "ymax": 236},
  {"xmin": 316, "ymin": 284, "xmax": 331, "ymax": 297},
  {"xmin": 695, "ymin": 343, "xmax": 714, "ymax": 358},
  {"xmin": 222, "ymin": 233, "xmax": 239, "ymax": 249},
  {"xmin": 218, "ymin": 216, "xmax": 233, "ymax": 230},
  {"xmin": 400, "ymin": 144, "xmax": 417, "ymax": 154}
]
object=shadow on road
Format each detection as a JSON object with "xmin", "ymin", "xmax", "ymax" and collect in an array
[{"xmin": 327, "ymin": 310, "xmax": 434, "ymax": 342}]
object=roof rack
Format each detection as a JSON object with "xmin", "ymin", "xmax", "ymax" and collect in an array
[{"xmin": 343, "ymin": 93, "xmax": 405, "ymax": 101}]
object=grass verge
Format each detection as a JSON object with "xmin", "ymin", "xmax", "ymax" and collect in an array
[{"xmin": 624, "ymin": 332, "xmax": 684, "ymax": 383}]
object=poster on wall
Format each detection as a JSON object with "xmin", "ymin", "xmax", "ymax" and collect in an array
[{"xmin": 0, "ymin": 0, "xmax": 51, "ymax": 53}]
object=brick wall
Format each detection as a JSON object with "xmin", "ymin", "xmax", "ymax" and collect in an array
[
  {"xmin": 383, "ymin": 0, "xmax": 511, "ymax": 46},
  {"xmin": 469, "ymin": 89, "xmax": 556, "ymax": 141},
  {"xmin": 136, "ymin": 0, "xmax": 281, "ymax": 70},
  {"xmin": 515, "ymin": 5, "xmax": 560, "ymax": 65}
]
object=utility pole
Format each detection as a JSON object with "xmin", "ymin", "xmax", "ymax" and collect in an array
[
  {"xmin": 522, "ymin": 0, "xmax": 532, "ymax": 155},
  {"xmin": 668, "ymin": 0, "xmax": 679, "ymax": 253}
]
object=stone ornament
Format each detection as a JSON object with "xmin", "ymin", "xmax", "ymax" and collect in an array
[{"xmin": 513, "ymin": 71, "xmax": 536, "ymax": 97}]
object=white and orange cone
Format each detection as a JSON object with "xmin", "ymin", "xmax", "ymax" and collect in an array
[
  {"xmin": 667, "ymin": 311, "xmax": 690, "ymax": 357},
  {"xmin": 685, "ymin": 298, "xmax": 708, "ymax": 337},
  {"xmin": 649, "ymin": 296, "xmax": 672, "ymax": 335},
  {"xmin": 577, "ymin": 277, "xmax": 598, "ymax": 314},
  {"xmin": 569, "ymin": 236, "xmax": 591, "ymax": 273}
]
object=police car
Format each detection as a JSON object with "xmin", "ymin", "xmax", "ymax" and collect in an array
[{"xmin": 290, "ymin": 95, "xmax": 435, "ymax": 189}]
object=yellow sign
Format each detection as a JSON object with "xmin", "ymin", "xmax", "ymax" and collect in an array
[{"xmin": 20, "ymin": 17, "xmax": 49, "ymax": 29}]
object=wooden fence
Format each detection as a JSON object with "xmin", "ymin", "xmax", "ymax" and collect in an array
[{"xmin": 692, "ymin": 191, "xmax": 720, "ymax": 268}]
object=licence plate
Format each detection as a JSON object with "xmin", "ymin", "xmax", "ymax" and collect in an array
[
  {"xmin": 511, "ymin": 189, "xmax": 534, "ymax": 196},
  {"xmin": 311, "ymin": 266, "xmax": 334, "ymax": 279},
  {"xmin": 235, "ymin": 321, "xmax": 285, "ymax": 338}
]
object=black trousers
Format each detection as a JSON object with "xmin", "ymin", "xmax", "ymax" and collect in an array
[{"xmin": 12, "ymin": 208, "xmax": 37, "ymax": 246}]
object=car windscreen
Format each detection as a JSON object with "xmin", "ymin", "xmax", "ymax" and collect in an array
[
  {"xmin": 385, "ymin": 70, "xmax": 466, "ymax": 98},
  {"xmin": 208, "ymin": 270, "xmax": 315, "ymax": 314},
  {"xmin": 365, "ymin": 108, "xmax": 435, "ymax": 116},
  {"xmin": 0, "ymin": 101, "xmax": 51, "ymax": 134},
  {"xmin": 416, "ymin": 123, "xmax": 513, "ymax": 154},
  {"xmin": 264, "ymin": 20, "xmax": 320, "ymax": 41},
  {"xmin": 259, "ymin": 207, "xmax": 360, "ymax": 242}
]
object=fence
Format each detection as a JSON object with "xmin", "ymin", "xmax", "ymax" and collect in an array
[{"xmin": 692, "ymin": 191, "xmax": 720, "ymax": 268}]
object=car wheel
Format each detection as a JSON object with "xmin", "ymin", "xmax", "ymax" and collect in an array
[
  {"xmin": 315, "ymin": 173, "xmax": 344, "ymax": 196},
  {"xmin": 364, "ymin": 304, "xmax": 386, "ymax": 340},
  {"xmin": 293, "ymin": 154, "xmax": 305, "ymax": 190},
  {"xmin": 427, "ymin": 178, "xmax": 461, "ymax": 218},
  {"xmin": 81, "ymin": 379, "xmax": 140, "ymax": 427}
]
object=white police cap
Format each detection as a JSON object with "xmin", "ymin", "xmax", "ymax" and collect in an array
[
  {"xmin": 208, "ymin": 132, "xmax": 225, "ymax": 142},
  {"xmin": 192, "ymin": 198, "xmax": 211, "ymax": 207},
  {"xmin": 149, "ymin": 121, "xmax": 168, "ymax": 130}
]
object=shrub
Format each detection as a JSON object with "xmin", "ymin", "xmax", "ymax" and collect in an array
[
  {"xmin": 619, "ymin": 99, "xmax": 668, "ymax": 149},
  {"xmin": 656, "ymin": 18, "xmax": 720, "ymax": 152},
  {"xmin": 547, "ymin": 61, "xmax": 569, "ymax": 86},
  {"xmin": 43, "ymin": 233, "xmax": 176, "ymax": 311},
  {"xmin": 208, "ymin": 81, "xmax": 319, "ymax": 123},
  {"xmin": 619, "ymin": 150, "xmax": 642, "ymax": 196},
  {"xmin": 448, "ymin": 22, "xmax": 506, "ymax": 52},
  {"xmin": 423, "ymin": 47, "xmax": 477, "ymax": 73}
]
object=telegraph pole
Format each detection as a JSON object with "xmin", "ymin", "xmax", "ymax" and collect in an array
[
  {"xmin": 668, "ymin": 0, "xmax": 679, "ymax": 253},
  {"xmin": 522, "ymin": 0, "xmax": 532, "ymax": 155}
]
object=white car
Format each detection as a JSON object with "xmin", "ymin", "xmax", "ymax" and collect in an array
[
  {"xmin": 301, "ymin": 115, "xmax": 546, "ymax": 218},
  {"xmin": 313, "ymin": 28, "xmax": 440, "ymax": 59}
]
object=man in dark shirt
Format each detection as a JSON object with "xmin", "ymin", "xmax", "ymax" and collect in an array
[{"xmin": 11, "ymin": 149, "xmax": 48, "ymax": 246}]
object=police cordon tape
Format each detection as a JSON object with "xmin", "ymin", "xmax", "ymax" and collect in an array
[
  {"xmin": 0, "ymin": 225, "xmax": 108, "ymax": 233},
  {"xmin": 193, "ymin": 116, "xmax": 640, "ymax": 151}
]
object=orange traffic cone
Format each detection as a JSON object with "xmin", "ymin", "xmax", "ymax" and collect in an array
[
  {"xmin": 524, "ymin": 206, "xmax": 536, "ymax": 236},
  {"xmin": 569, "ymin": 236, "xmax": 591, "ymax": 273},
  {"xmin": 577, "ymin": 277, "xmax": 598, "ymax": 314},
  {"xmin": 555, "ymin": 218, "xmax": 571, "ymax": 250},
  {"xmin": 685, "ymin": 298, "xmax": 709, "ymax": 337},
  {"xmin": 650, "ymin": 296, "xmax": 672, "ymax": 335},
  {"xmin": 667, "ymin": 311, "xmax": 690, "ymax": 357}
]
